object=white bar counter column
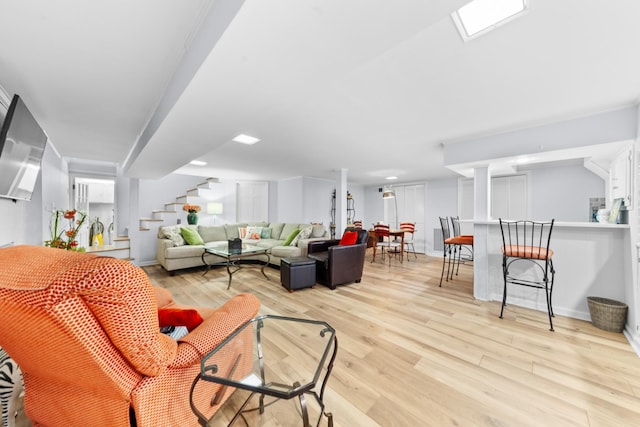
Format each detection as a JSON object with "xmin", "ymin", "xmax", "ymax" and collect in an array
[
  {"xmin": 472, "ymin": 166, "xmax": 491, "ymax": 301},
  {"xmin": 473, "ymin": 220, "xmax": 630, "ymax": 321}
]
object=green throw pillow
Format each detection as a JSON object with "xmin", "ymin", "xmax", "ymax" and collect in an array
[
  {"xmin": 283, "ymin": 229, "xmax": 301, "ymax": 246},
  {"xmin": 180, "ymin": 227, "xmax": 204, "ymax": 245}
]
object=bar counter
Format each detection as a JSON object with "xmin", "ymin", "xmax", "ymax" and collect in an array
[{"xmin": 471, "ymin": 220, "xmax": 632, "ymax": 322}]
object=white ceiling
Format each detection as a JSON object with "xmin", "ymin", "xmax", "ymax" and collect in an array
[{"xmin": 1, "ymin": 0, "xmax": 640, "ymax": 186}]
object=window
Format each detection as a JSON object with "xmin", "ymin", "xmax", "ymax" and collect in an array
[{"xmin": 452, "ymin": 0, "xmax": 529, "ymax": 41}]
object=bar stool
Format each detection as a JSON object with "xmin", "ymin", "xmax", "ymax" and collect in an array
[
  {"xmin": 450, "ymin": 216, "xmax": 473, "ymax": 277},
  {"xmin": 499, "ymin": 218, "xmax": 556, "ymax": 331},
  {"xmin": 438, "ymin": 217, "xmax": 453, "ymax": 286},
  {"xmin": 399, "ymin": 221, "xmax": 417, "ymax": 260}
]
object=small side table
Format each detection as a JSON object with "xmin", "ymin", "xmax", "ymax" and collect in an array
[
  {"xmin": 281, "ymin": 257, "xmax": 316, "ymax": 292},
  {"xmin": 192, "ymin": 315, "xmax": 337, "ymax": 427}
]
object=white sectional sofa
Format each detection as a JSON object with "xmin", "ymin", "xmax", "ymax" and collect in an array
[{"xmin": 156, "ymin": 222, "xmax": 330, "ymax": 274}]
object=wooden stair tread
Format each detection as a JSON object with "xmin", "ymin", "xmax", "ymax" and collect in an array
[{"xmin": 86, "ymin": 245, "xmax": 127, "ymax": 253}]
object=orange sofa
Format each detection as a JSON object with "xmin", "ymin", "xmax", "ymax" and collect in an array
[{"xmin": 0, "ymin": 245, "xmax": 260, "ymax": 427}]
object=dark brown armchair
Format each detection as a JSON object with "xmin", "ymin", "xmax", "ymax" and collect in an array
[{"xmin": 307, "ymin": 228, "xmax": 369, "ymax": 290}]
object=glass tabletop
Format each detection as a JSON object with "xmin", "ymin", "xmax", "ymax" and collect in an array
[
  {"xmin": 204, "ymin": 243, "xmax": 267, "ymax": 257},
  {"xmin": 200, "ymin": 315, "xmax": 336, "ymax": 400}
]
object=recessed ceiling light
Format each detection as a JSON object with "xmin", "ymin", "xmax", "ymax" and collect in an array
[
  {"xmin": 386, "ymin": 176, "xmax": 398, "ymax": 180},
  {"xmin": 512, "ymin": 156, "xmax": 535, "ymax": 164},
  {"xmin": 232, "ymin": 134, "xmax": 261, "ymax": 145},
  {"xmin": 189, "ymin": 160, "xmax": 207, "ymax": 166},
  {"xmin": 452, "ymin": 0, "xmax": 529, "ymax": 41}
]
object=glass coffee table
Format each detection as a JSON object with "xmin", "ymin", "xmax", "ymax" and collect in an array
[
  {"xmin": 202, "ymin": 244, "xmax": 271, "ymax": 289},
  {"xmin": 191, "ymin": 315, "xmax": 337, "ymax": 427}
]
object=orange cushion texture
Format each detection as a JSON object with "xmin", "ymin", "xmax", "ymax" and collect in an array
[
  {"xmin": 158, "ymin": 308, "xmax": 204, "ymax": 331},
  {"xmin": 0, "ymin": 245, "xmax": 262, "ymax": 427},
  {"xmin": 339, "ymin": 230, "xmax": 358, "ymax": 246},
  {"xmin": 502, "ymin": 245, "xmax": 553, "ymax": 260},
  {"xmin": 153, "ymin": 286, "xmax": 174, "ymax": 308}
]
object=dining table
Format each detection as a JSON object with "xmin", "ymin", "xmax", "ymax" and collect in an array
[{"xmin": 369, "ymin": 227, "xmax": 411, "ymax": 263}]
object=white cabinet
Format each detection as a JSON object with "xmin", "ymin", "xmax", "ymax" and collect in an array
[
  {"xmin": 88, "ymin": 181, "xmax": 115, "ymax": 204},
  {"xmin": 610, "ymin": 146, "xmax": 633, "ymax": 205},
  {"xmin": 491, "ymin": 174, "xmax": 528, "ymax": 220},
  {"xmin": 460, "ymin": 174, "xmax": 529, "ymax": 221},
  {"xmin": 236, "ymin": 181, "xmax": 268, "ymax": 222}
]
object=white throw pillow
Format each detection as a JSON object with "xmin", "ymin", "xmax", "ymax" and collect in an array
[
  {"xmin": 162, "ymin": 226, "xmax": 185, "ymax": 247},
  {"xmin": 311, "ymin": 224, "xmax": 326, "ymax": 238},
  {"xmin": 290, "ymin": 226, "xmax": 312, "ymax": 246},
  {"xmin": 238, "ymin": 227, "xmax": 247, "ymax": 239},
  {"xmin": 245, "ymin": 226, "xmax": 263, "ymax": 240}
]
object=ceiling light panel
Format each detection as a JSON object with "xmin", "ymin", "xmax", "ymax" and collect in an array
[
  {"xmin": 232, "ymin": 134, "xmax": 261, "ymax": 145},
  {"xmin": 453, "ymin": 0, "xmax": 528, "ymax": 41}
]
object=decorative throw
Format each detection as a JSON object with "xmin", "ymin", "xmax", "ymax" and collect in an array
[
  {"xmin": 245, "ymin": 226, "xmax": 263, "ymax": 240},
  {"xmin": 161, "ymin": 226, "xmax": 186, "ymax": 246},
  {"xmin": 0, "ymin": 347, "xmax": 23, "ymax": 427},
  {"xmin": 291, "ymin": 226, "xmax": 313, "ymax": 246},
  {"xmin": 180, "ymin": 227, "xmax": 204, "ymax": 245},
  {"xmin": 339, "ymin": 230, "xmax": 358, "ymax": 246},
  {"xmin": 283, "ymin": 229, "xmax": 301, "ymax": 246},
  {"xmin": 158, "ymin": 308, "xmax": 204, "ymax": 331}
]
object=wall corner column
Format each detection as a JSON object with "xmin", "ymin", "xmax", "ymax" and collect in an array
[{"xmin": 473, "ymin": 166, "xmax": 491, "ymax": 300}]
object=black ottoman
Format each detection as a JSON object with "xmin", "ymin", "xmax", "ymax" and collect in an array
[{"xmin": 281, "ymin": 257, "xmax": 316, "ymax": 292}]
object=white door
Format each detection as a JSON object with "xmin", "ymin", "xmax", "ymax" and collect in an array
[
  {"xmin": 401, "ymin": 184, "xmax": 426, "ymax": 253},
  {"xmin": 74, "ymin": 181, "xmax": 90, "ymax": 247},
  {"xmin": 237, "ymin": 181, "xmax": 268, "ymax": 222}
]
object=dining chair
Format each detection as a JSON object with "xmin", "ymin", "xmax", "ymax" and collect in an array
[
  {"xmin": 438, "ymin": 217, "xmax": 454, "ymax": 286},
  {"xmin": 449, "ymin": 216, "xmax": 473, "ymax": 276},
  {"xmin": 399, "ymin": 222, "xmax": 417, "ymax": 260},
  {"xmin": 498, "ymin": 219, "xmax": 556, "ymax": 331},
  {"xmin": 372, "ymin": 223, "xmax": 401, "ymax": 265}
]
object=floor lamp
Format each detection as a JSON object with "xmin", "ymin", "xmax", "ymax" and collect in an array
[
  {"xmin": 382, "ymin": 189, "xmax": 398, "ymax": 229},
  {"xmin": 207, "ymin": 202, "xmax": 223, "ymax": 225}
]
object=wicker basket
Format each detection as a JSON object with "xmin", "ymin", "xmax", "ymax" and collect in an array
[{"xmin": 587, "ymin": 296, "xmax": 628, "ymax": 333}]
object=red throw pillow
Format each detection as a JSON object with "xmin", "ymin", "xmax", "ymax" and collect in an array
[
  {"xmin": 158, "ymin": 308, "xmax": 204, "ymax": 332},
  {"xmin": 339, "ymin": 230, "xmax": 358, "ymax": 246}
]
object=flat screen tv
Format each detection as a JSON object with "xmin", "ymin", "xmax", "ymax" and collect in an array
[{"xmin": 0, "ymin": 94, "xmax": 48, "ymax": 201}]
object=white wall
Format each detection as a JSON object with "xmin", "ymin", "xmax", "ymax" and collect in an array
[
  {"xmin": 0, "ymin": 142, "xmax": 67, "ymax": 247},
  {"xmin": 276, "ymin": 177, "xmax": 304, "ymax": 223},
  {"xmin": 362, "ymin": 186, "xmax": 383, "ymax": 230},
  {"xmin": 39, "ymin": 144, "xmax": 70, "ymax": 243},
  {"xmin": 136, "ymin": 174, "xmax": 235, "ymax": 265},
  {"xmin": 425, "ymin": 178, "xmax": 459, "ymax": 254},
  {"xmin": 0, "ymin": 198, "xmax": 28, "ymax": 247},
  {"xmin": 529, "ymin": 163, "xmax": 605, "ymax": 221},
  {"xmin": 302, "ymin": 177, "xmax": 334, "ymax": 225},
  {"xmin": 274, "ymin": 176, "xmax": 364, "ymax": 234}
]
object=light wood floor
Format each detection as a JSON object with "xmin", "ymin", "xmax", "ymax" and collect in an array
[{"xmin": 143, "ymin": 252, "xmax": 640, "ymax": 427}]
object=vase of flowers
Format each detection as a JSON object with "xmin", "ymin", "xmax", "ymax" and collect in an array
[
  {"xmin": 183, "ymin": 204, "xmax": 201, "ymax": 225},
  {"xmin": 44, "ymin": 209, "xmax": 87, "ymax": 251}
]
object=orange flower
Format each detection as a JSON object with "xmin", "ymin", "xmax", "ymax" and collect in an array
[
  {"xmin": 45, "ymin": 209, "xmax": 87, "ymax": 252},
  {"xmin": 182, "ymin": 204, "xmax": 201, "ymax": 213}
]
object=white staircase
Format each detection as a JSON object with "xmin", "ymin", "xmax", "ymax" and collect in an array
[
  {"xmin": 138, "ymin": 177, "xmax": 219, "ymax": 231},
  {"xmin": 85, "ymin": 236, "xmax": 132, "ymax": 260}
]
